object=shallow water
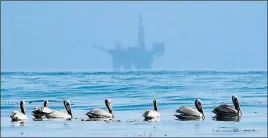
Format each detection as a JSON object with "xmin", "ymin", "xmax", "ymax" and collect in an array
[{"xmin": 1, "ymin": 71, "xmax": 267, "ymax": 137}]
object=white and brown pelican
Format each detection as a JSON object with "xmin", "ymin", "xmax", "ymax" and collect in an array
[
  {"xmin": 212, "ymin": 95, "xmax": 242, "ymax": 118},
  {"xmin": 44, "ymin": 100, "xmax": 72, "ymax": 119},
  {"xmin": 32, "ymin": 100, "xmax": 53, "ymax": 119},
  {"xmin": 85, "ymin": 99, "xmax": 113, "ymax": 121},
  {"xmin": 143, "ymin": 99, "xmax": 160, "ymax": 121},
  {"xmin": 10, "ymin": 101, "xmax": 27, "ymax": 122},
  {"xmin": 175, "ymin": 99, "xmax": 205, "ymax": 120}
]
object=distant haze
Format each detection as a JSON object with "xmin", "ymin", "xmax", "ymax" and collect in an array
[{"xmin": 2, "ymin": 1, "xmax": 267, "ymax": 72}]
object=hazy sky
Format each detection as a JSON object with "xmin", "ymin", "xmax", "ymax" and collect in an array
[{"xmin": 2, "ymin": 1, "xmax": 267, "ymax": 71}]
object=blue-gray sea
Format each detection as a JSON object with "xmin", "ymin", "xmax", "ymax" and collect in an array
[{"xmin": 1, "ymin": 71, "xmax": 267, "ymax": 137}]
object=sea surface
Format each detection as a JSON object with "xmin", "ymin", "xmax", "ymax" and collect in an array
[{"xmin": 1, "ymin": 71, "xmax": 267, "ymax": 137}]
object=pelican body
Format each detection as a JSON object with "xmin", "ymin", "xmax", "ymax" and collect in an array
[
  {"xmin": 86, "ymin": 99, "xmax": 114, "ymax": 121},
  {"xmin": 175, "ymin": 99, "xmax": 205, "ymax": 120},
  {"xmin": 10, "ymin": 101, "xmax": 27, "ymax": 122},
  {"xmin": 32, "ymin": 100, "xmax": 53, "ymax": 119},
  {"xmin": 212, "ymin": 95, "xmax": 242, "ymax": 118},
  {"xmin": 44, "ymin": 100, "xmax": 72, "ymax": 119},
  {"xmin": 143, "ymin": 99, "xmax": 160, "ymax": 121}
]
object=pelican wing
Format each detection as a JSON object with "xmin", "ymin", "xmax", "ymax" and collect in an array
[
  {"xmin": 10, "ymin": 111, "xmax": 27, "ymax": 121},
  {"xmin": 176, "ymin": 106, "xmax": 202, "ymax": 117},
  {"xmin": 32, "ymin": 107, "xmax": 53, "ymax": 114},
  {"xmin": 45, "ymin": 110, "xmax": 71, "ymax": 119},
  {"xmin": 212, "ymin": 105, "xmax": 238, "ymax": 115},
  {"xmin": 32, "ymin": 107, "xmax": 53, "ymax": 119},
  {"xmin": 86, "ymin": 108, "xmax": 113, "ymax": 118},
  {"xmin": 10, "ymin": 111, "xmax": 18, "ymax": 118},
  {"xmin": 143, "ymin": 110, "xmax": 160, "ymax": 118},
  {"xmin": 175, "ymin": 114, "xmax": 202, "ymax": 120},
  {"xmin": 41, "ymin": 107, "xmax": 53, "ymax": 113}
]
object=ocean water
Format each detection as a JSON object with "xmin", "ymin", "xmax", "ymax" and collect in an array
[{"xmin": 1, "ymin": 71, "xmax": 267, "ymax": 137}]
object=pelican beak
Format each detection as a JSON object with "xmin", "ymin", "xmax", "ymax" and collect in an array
[
  {"xmin": 201, "ymin": 111, "xmax": 205, "ymax": 120},
  {"xmin": 239, "ymin": 108, "xmax": 242, "ymax": 117}
]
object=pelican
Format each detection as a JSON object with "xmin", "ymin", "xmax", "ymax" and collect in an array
[
  {"xmin": 10, "ymin": 101, "xmax": 27, "ymax": 122},
  {"xmin": 143, "ymin": 99, "xmax": 160, "ymax": 121},
  {"xmin": 212, "ymin": 95, "xmax": 242, "ymax": 118},
  {"xmin": 44, "ymin": 100, "xmax": 72, "ymax": 119},
  {"xmin": 85, "ymin": 99, "xmax": 113, "ymax": 121},
  {"xmin": 175, "ymin": 99, "xmax": 205, "ymax": 120},
  {"xmin": 32, "ymin": 100, "xmax": 53, "ymax": 119}
]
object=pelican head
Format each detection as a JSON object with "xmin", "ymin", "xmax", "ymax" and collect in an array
[
  {"xmin": 195, "ymin": 99, "xmax": 205, "ymax": 119},
  {"xmin": 153, "ymin": 99, "xmax": 158, "ymax": 111},
  {"xmin": 44, "ymin": 100, "xmax": 49, "ymax": 108},
  {"xmin": 63, "ymin": 100, "xmax": 73, "ymax": 118},
  {"xmin": 232, "ymin": 95, "xmax": 242, "ymax": 116},
  {"xmin": 105, "ymin": 99, "xmax": 113, "ymax": 116},
  {"xmin": 20, "ymin": 101, "xmax": 26, "ymax": 114}
]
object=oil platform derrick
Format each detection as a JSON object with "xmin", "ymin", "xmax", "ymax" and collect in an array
[{"xmin": 92, "ymin": 14, "xmax": 165, "ymax": 71}]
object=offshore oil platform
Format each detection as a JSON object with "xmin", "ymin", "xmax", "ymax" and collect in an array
[{"xmin": 92, "ymin": 14, "xmax": 165, "ymax": 71}]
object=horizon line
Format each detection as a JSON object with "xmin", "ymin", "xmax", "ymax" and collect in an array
[{"xmin": 1, "ymin": 69, "xmax": 267, "ymax": 73}]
